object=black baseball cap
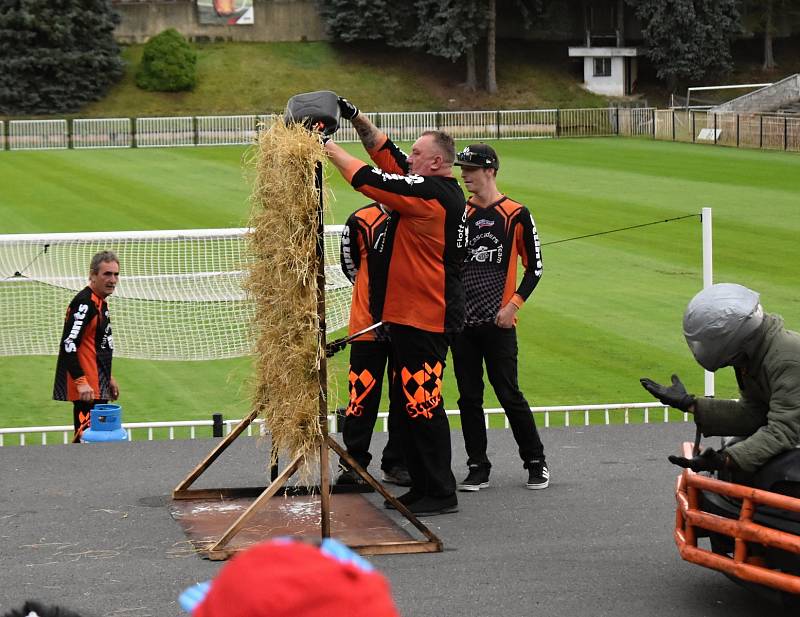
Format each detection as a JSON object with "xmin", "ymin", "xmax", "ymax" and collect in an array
[{"xmin": 455, "ymin": 143, "xmax": 499, "ymax": 171}]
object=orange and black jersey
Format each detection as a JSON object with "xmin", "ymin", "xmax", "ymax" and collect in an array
[
  {"xmin": 340, "ymin": 202, "xmax": 395, "ymax": 341},
  {"xmin": 463, "ymin": 196, "xmax": 543, "ymax": 326},
  {"xmin": 338, "ymin": 134, "xmax": 467, "ymax": 334},
  {"xmin": 53, "ymin": 286, "xmax": 114, "ymax": 402}
]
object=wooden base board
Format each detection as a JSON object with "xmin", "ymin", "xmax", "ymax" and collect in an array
[{"xmin": 170, "ymin": 491, "xmax": 437, "ymax": 559}]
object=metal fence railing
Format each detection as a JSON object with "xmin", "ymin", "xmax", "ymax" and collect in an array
[
  {"xmin": 2, "ymin": 108, "xmax": 797, "ymax": 152},
  {"xmin": 654, "ymin": 109, "xmax": 800, "ymax": 152},
  {"xmin": 135, "ymin": 116, "xmax": 195, "ymax": 148},
  {"xmin": 1, "ymin": 108, "xmax": 650, "ymax": 151},
  {"xmin": 0, "ymin": 402, "xmax": 683, "ymax": 447},
  {"xmin": 8, "ymin": 119, "xmax": 68, "ymax": 150},
  {"xmin": 73, "ymin": 118, "xmax": 132, "ymax": 149}
]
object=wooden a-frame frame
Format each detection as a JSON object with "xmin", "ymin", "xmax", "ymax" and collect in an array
[{"xmin": 172, "ymin": 161, "xmax": 443, "ymax": 560}]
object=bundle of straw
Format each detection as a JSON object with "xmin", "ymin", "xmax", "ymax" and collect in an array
[{"xmin": 244, "ymin": 119, "xmax": 327, "ymax": 474}]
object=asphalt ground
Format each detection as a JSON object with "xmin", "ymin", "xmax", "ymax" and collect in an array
[{"xmin": 0, "ymin": 422, "xmax": 775, "ymax": 617}]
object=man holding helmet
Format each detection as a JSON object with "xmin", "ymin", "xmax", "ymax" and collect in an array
[{"xmin": 641, "ymin": 283, "xmax": 800, "ymax": 473}]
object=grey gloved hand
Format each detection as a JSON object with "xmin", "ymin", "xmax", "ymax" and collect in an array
[
  {"xmin": 668, "ymin": 447, "xmax": 732, "ymax": 472},
  {"xmin": 337, "ymin": 97, "xmax": 359, "ymax": 121},
  {"xmin": 640, "ymin": 374, "xmax": 696, "ymax": 412}
]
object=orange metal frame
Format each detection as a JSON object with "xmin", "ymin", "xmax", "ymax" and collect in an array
[{"xmin": 674, "ymin": 441, "xmax": 800, "ymax": 595}]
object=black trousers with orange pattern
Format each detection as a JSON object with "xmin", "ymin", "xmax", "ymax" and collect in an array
[
  {"xmin": 388, "ymin": 324, "xmax": 456, "ymax": 498},
  {"xmin": 340, "ymin": 340, "xmax": 405, "ymax": 472},
  {"xmin": 72, "ymin": 399, "xmax": 108, "ymax": 441}
]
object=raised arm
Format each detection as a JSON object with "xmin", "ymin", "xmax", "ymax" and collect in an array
[{"xmin": 338, "ymin": 97, "xmax": 382, "ymax": 151}]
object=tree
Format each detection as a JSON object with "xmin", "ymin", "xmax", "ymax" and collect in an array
[
  {"xmin": 319, "ymin": 0, "xmax": 542, "ymax": 94},
  {"xmin": 628, "ymin": 0, "xmax": 741, "ymax": 92},
  {"xmin": 403, "ymin": 0, "xmax": 486, "ymax": 91},
  {"xmin": 0, "ymin": 0, "xmax": 124, "ymax": 115},
  {"xmin": 742, "ymin": 0, "xmax": 800, "ymax": 71},
  {"xmin": 318, "ymin": 0, "xmax": 410, "ymax": 45}
]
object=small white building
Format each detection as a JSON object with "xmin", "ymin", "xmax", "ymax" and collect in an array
[{"xmin": 568, "ymin": 46, "xmax": 639, "ymax": 97}]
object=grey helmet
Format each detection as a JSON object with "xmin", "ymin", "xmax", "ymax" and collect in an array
[{"xmin": 683, "ymin": 283, "xmax": 764, "ymax": 372}]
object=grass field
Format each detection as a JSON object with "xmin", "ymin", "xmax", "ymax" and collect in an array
[{"xmin": 1, "ymin": 137, "xmax": 799, "ymax": 434}]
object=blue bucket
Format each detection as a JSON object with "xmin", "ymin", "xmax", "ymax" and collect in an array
[{"xmin": 82, "ymin": 403, "xmax": 128, "ymax": 443}]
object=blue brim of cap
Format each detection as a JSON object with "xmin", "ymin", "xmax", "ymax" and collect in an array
[{"xmin": 179, "ymin": 580, "xmax": 211, "ymax": 613}]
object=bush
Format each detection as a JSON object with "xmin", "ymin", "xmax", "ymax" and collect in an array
[{"xmin": 135, "ymin": 29, "xmax": 197, "ymax": 92}]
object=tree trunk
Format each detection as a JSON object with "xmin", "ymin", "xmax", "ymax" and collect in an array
[
  {"xmin": 465, "ymin": 46, "xmax": 477, "ymax": 92},
  {"xmin": 763, "ymin": 0, "xmax": 776, "ymax": 71},
  {"xmin": 616, "ymin": 0, "xmax": 625, "ymax": 46},
  {"xmin": 485, "ymin": 0, "xmax": 497, "ymax": 94}
]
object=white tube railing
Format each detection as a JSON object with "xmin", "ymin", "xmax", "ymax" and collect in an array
[{"xmin": 0, "ymin": 402, "xmax": 683, "ymax": 446}]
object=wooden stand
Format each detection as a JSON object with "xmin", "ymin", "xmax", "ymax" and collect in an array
[{"xmin": 172, "ymin": 161, "xmax": 443, "ymax": 560}]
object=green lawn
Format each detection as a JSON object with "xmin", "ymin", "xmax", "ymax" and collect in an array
[{"xmin": 1, "ymin": 137, "xmax": 799, "ymax": 433}]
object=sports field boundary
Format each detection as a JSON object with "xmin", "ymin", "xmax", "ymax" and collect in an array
[
  {"xmin": 0, "ymin": 402, "xmax": 684, "ymax": 446},
  {"xmin": 0, "ymin": 108, "xmax": 652, "ymax": 150}
]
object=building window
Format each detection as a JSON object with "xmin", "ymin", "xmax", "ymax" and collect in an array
[{"xmin": 593, "ymin": 57, "xmax": 611, "ymax": 77}]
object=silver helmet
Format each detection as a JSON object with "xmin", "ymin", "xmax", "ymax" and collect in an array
[{"xmin": 683, "ymin": 283, "xmax": 764, "ymax": 372}]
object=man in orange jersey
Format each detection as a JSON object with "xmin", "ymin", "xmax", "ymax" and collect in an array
[
  {"xmin": 53, "ymin": 251, "xmax": 120, "ymax": 442},
  {"xmin": 336, "ymin": 202, "xmax": 410, "ymax": 489},
  {"xmin": 451, "ymin": 144, "xmax": 549, "ymax": 492},
  {"xmin": 325, "ymin": 97, "xmax": 467, "ymax": 516}
]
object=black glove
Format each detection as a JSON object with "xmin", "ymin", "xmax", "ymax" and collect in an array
[
  {"xmin": 668, "ymin": 447, "xmax": 731, "ymax": 472},
  {"xmin": 639, "ymin": 374, "xmax": 695, "ymax": 412},
  {"xmin": 325, "ymin": 339, "xmax": 347, "ymax": 358},
  {"xmin": 337, "ymin": 97, "xmax": 359, "ymax": 121}
]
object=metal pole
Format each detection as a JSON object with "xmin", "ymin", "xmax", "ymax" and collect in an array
[
  {"xmin": 713, "ymin": 114, "xmax": 718, "ymax": 145},
  {"xmin": 315, "ymin": 161, "xmax": 331, "ymax": 538},
  {"xmin": 212, "ymin": 413, "xmax": 223, "ymax": 438},
  {"xmin": 702, "ymin": 207, "xmax": 714, "ymax": 397}
]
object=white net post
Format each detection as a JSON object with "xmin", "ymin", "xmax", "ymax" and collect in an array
[{"xmin": 0, "ymin": 226, "xmax": 350, "ymax": 360}]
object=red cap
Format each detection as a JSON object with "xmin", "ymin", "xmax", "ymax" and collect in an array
[{"xmin": 193, "ymin": 541, "xmax": 400, "ymax": 617}]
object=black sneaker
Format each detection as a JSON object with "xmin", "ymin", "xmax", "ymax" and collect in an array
[
  {"xmin": 335, "ymin": 468, "xmax": 374, "ymax": 492},
  {"xmin": 457, "ymin": 464, "xmax": 490, "ymax": 492},
  {"xmin": 407, "ymin": 494, "xmax": 458, "ymax": 516},
  {"xmin": 525, "ymin": 459, "xmax": 550, "ymax": 490},
  {"xmin": 381, "ymin": 466, "xmax": 412, "ymax": 487},
  {"xmin": 384, "ymin": 490, "xmax": 422, "ymax": 510}
]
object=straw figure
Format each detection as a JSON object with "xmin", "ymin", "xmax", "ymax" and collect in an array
[{"xmin": 244, "ymin": 119, "xmax": 328, "ymax": 478}]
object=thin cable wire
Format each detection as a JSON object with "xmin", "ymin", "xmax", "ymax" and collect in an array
[
  {"xmin": 6, "ymin": 243, "xmax": 50, "ymax": 279},
  {"xmin": 542, "ymin": 214, "xmax": 699, "ymax": 247}
]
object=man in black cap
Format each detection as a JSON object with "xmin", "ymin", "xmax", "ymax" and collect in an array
[{"xmin": 451, "ymin": 143, "xmax": 549, "ymax": 491}]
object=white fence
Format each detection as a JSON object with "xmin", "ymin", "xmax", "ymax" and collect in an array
[
  {"xmin": 9, "ymin": 119, "xmax": 68, "ymax": 150},
  {"xmin": 0, "ymin": 108, "xmax": 657, "ymax": 151},
  {"xmin": 197, "ymin": 114, "xmax": 258, "ymax": 146},
  {"xmin": 0, "ymin": 402, "xmax": 684, "ymax": 446},
  {"xmin": 73, "ymin": 118, "xmax": 132, "ymax": 149},
  {"xmin": 135, "ymin": 116, "xmax": 195, "ymax": 148}
]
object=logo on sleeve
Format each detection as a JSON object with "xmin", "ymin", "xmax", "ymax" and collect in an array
[
  {"xmin": 370, "ymin": 168, "xmax": 424, "ymax": 185},
  {"xmin": 63, "ymin": 303, "xmax": 89, "ymax": 353}
]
